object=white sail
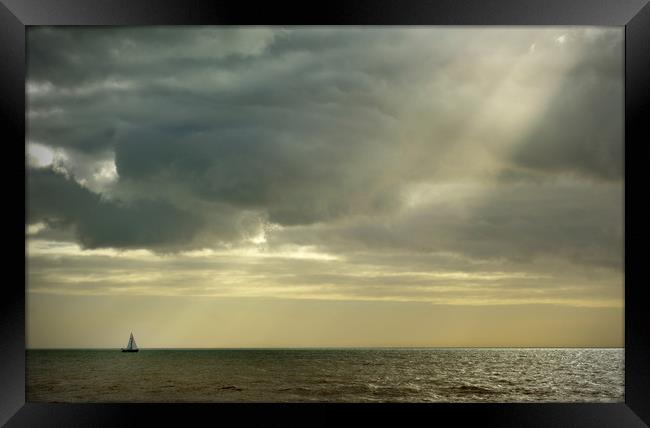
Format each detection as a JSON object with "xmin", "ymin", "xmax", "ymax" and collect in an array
[{"xmin": 125, "ymin": 332, "xmax": 138, "ymax": 350}]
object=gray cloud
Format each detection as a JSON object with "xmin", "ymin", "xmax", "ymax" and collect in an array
[
  {"xmin": 28, "ymin": 167, "xmax": 203, "ymax": 250},
  {"xmin": 510, "ymin": 61, "xmax": 623, "ymax": 179},
  {"xmin": 26, "ymin": 27, "xmax": 623, "ymax": 269},
  {"xmin": 268, "ymin": 179, "xmax": 623, "ymax": 270}
]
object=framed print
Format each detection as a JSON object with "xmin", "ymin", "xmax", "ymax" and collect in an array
[{"xmin": 2, "ymin": 0, "xmax": 649, "ymax": 426}]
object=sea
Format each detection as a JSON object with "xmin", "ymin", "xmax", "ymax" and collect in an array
[{"xmin": 26, "ymin": 348, "xmax": 624, "ymax": 403}]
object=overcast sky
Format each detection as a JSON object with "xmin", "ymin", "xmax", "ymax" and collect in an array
[{"xmin": 26, "ymin": 27, "xmax": 623, "ymax": 348}]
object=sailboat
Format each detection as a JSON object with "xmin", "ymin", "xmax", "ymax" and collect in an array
[{"xmin": 121, "ymin": 332, "xmax": 139, "ymax": 352}]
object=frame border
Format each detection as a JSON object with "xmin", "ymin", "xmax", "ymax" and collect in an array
[{"xmin": 2, "ymin": 0, "xmax": 649, "ymax": 426}]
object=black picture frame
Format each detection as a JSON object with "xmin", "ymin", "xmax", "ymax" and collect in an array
[{"xmin": 2, "ymin": 0, "xmax": 649, "ymax": 426}]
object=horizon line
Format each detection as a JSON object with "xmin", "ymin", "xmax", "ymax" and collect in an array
[{"xmin": 26, "ymin": 346, "xmax": 625, "ymax": 350}]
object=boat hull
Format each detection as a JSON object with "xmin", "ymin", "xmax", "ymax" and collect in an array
[{"xmin": 121, "ymin": 349, "xmax": 139, "ymax": 352}]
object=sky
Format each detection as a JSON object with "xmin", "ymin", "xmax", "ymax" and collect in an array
[{"xmin": 26, "ymin": 27, "xmax": 624, "ymax": 348}]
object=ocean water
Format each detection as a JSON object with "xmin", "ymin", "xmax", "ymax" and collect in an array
[{"xmin": 26, "ymin": 348, "xmax": 624, "ymax": 403}]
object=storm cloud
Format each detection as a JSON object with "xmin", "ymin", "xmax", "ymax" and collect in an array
[
  {"xmin": 26, "ymin": 27, "xmax": 623, "ymax": 312},
  {"xmin": 28, "ymin": 167, "xmax": 203, "ymax": 249}
]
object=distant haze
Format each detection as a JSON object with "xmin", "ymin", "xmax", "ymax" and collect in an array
[{"xmin": 26, "ymin": 27, "xmax": 623, "ymax": 348}]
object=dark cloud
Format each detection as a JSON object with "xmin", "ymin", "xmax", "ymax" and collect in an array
[
  {"xmin": 510, "ymin": 54, "xmax": 623, "ymax": 180},
  {"xmin": 27, "ymin": 27, "xmax": 278, "ymax": 86},
  {"xmin": 26, "ymin": 27, "xmax": 623, "ymax": 266},
  {"xmin": 269, "ymin": 180, "xmax": 623, "ymax": 269},
  {"xmin": 28, "ymin": 167, "xmax": 203, "ymax": 250}
]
